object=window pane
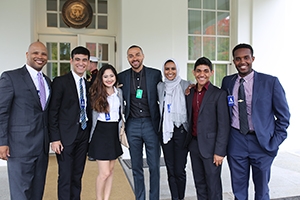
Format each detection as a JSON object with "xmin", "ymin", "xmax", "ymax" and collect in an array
[
  {"xmin": 188, "ymin": 36, "xmax": 201, "ymax": 60},
  {"xmin": 217, "ymin": 38, "xmax": 229, "ymax": 61},
  {"xmin": 217, "ymin": 12, "xmax": 230, "ymax": 35},
  {"xmin": 60, "ymin": 13, "xmax": 68, "ymax": 28},
  {"xmin": 47, "ymin": 0, "xmax": 57, "ymax": 11},
  {"xmin": 98, "ymin": 16, "xmax": 108, "ymax": 29},
  {"xmin": 60, "ymin": 43, "xmax": 71, "ymax": 60},
  {"xmin": 86, "ymin": 43, "xmax": 97, "ymax": 56},
  {"xmin": 99, "ymin": 62, "xmax": 108, "ymax": 68},
  {"xmin": 187, "ymin": 63, "xmax": 195, "ymax": 83},
  {"xmin": 47, "ymin": 62, "xmax": 57, "ymax": 79},
  {"xmin": 203, "ymin": 0, "xmax": 215, "ymax": 9},
  {"xmin": 203, "ymin": 37, "xmax": 215, "ymax": 60},
  {"xmin": 218, "ymin": 0, "xmax": 229, "ymax": 10},
  {"xmin": 188, "ymin": 0, "xmax": 201, "ymax": 9},
  {"xmin": 47, "ymin": 43, "xmax": 57, "ymax": 60},
  {"xmin": 99, "ymin": 44, "xmax": 108, "ymax": 61},
  {"xmin": 60, "ymin": 0, "xmax": 66, "ymax": 10},
  {"xmin": 188, "ymin": 10, "xmax": 201, "ymax": 34},
  {"xmin": 87, "ymin": 0, "xmax": 95, "ymax": 11},
  {"xmin": 60, "ymin": 63, "xmax": 70, "ymax": 76},
  {"xmin": 98, "ymin": 0, "xmax": 108, "ymax": 14},
  {"xmin": 203, "ymin": 11, "xmax": 215, "ymax": 35},
  {"xmin": 214, "ymin": 64, "xmax": 227, "ymax": 87},
  {"xmin": 86, "ymin": 15, "xmax": 96, "ymax": 29},
  {"xmin": 47, "ymin": 13, "xmax": 57, "ymax": 27}
]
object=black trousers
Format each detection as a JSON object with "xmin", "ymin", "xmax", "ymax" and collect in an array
[
  {"xmin": 161, "ymin": 125, "xmax": 188, "ymax": 200},
  {"xmin": 56, "ymin": 127, "xmax": 89, "ymax": 200},
  {"xmin": 189, "ymin": 138, "xmax": 222, "ymax": 200}
]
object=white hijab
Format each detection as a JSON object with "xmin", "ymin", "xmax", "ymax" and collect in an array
[{"xmin": 162, "ymin": 59, "xmax": 187, "ymax": 144}]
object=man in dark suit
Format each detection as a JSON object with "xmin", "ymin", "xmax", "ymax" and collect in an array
[
  {"xmin": 118, "ymin": 45, "xmax": 162, "ymax": 200},
  {"xmin": 221, "ymin": 43, "xmax": 290, "ymax": 200},
  {"xmin": 0, "ymin": 41, "xmax": 51, "ymax": 200},
  {"xmin": 185, "ymin": 57, "xmax": 230, "ymax": 200},
  {"xmin": 49, "ymin": 46, "xmax": 92, "ymax": 200}
]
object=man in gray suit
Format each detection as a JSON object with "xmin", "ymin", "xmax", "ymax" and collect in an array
[
  {"xmin": 0, "ymin": 41, "xmax": 51, "ymax": 200},
  {"xmin": 184, "ymin": 57, "xmax": 230, "ymax": 200}
]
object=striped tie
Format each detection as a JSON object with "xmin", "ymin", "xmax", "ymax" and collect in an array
[
  {"xmin": 79, "ymin": 78, "xmax": 87, "ymax": 130},
  {"xmin": 238, "ymin": 78, "xmax": 249, "ymax": 135}
]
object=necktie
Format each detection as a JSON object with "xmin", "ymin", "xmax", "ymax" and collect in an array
[
  {"xmin": 38, "ymin": 72, "xmax": 46, "ymax": 110},
  {"xmin": 79, "ymin": 78, "xmax": 87, "ymax": 130},
  {"xmin": 238, "ymin": 78, "xmax": 249, "ymax": 135}
]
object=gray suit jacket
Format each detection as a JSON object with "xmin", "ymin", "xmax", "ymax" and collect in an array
[
  {"xmin": 0, "ymin": 66, "xmax": 51, "ymax": 157},
  {"xmin": 184, "ymin": 83, "xmax": 230, "ymax": 158}
]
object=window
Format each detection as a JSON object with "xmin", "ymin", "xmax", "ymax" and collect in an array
[
  {"xmin": 46, "ymin": 0, "xmax": 108, "ymax": 29},
  {"xmin": 46, "ymin": 42, "xmax": 72, "ymax": 78},
  {"xmin": 187, "ymin": 0, "xmax": 230, "ymax": 87}
]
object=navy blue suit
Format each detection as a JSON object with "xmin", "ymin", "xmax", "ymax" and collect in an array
[
  {"xmin": 118, "ymin": 66, "xmax": 161, "ymax": 200},
  {"xmin": 221, "ymin": 71, "xmax": 290, "ymax": 200}
]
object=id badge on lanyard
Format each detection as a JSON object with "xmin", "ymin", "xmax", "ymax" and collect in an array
[
  {"xmin": 80, "ymin": 98, "xmax": 85, "ymax": 109},
  {"xmin": 136, "ymin": 89, "xmax": 143, "ymax": 99},
  {"xmin": 227, "ymin": 95, "xmax": 234, "ymax": 107},
  {"xmin": 105, "ymin": 113, "xmax": 111, "ymax": 121}
]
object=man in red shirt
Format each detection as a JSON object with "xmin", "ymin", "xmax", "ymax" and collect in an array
[{"xmin": 184, "ymin": 57, "xmax": 230, "ymax": 200}]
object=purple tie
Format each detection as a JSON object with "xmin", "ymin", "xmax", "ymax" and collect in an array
[{"xmin": 38, "ymin": 72, "xmax": 46, "ymax": 110}]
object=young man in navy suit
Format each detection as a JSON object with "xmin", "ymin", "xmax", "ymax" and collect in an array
[
  {"xmin": 0, "ymin": 41, "xmax": 51, "ymax": 200},
  {"xmin": 49, "ymin": 46, "xmax": 92, "ymax": 200},
  {"xmin": 221, "ymin": 43, "xmax": 290, "ymax": 199},
  {"xmin": 185, "ymin": 57, "xmax": 230, "ymax": 200}
]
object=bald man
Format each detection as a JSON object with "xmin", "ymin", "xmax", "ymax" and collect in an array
[{"xmin": 0, "ymin": 41, "xmax": 51, "ymax": 200}]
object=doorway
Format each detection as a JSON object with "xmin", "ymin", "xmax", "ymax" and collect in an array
[{"xmin": 39, "ymin": 34, "xmax": 115, "ymax": 79}]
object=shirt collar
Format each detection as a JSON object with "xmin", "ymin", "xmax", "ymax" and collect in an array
[
  {"xmin": 238, "ymin": 70, "xmax": 254, "ymax": 83},
  {"xmin": 71, "ymin": 70, "xmax": 84, "ymax": 83},
  {"xmin": 194, "ymin": 81, "xmax": 210, "ymax": 92},
  {"xmin": 26, "ymin": 64, "xmax": 41, "ymax": 77}
]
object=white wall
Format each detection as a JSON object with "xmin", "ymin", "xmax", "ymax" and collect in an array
[
  {"xmin": 0, "ymin": 0, "xmax": 298, "ymax": 153},
  {"xmin": 236, "ymin": 0, "xmax": 299, "ymax": 151},
  {"xmin": 0, "ymin": 0, "xmax": 35, "ymax": 73},
  {"xmin": 120, "ymin": 0, "xmax": 188, "ymax": 79}
]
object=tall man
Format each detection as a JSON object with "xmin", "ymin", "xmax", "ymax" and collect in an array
[
  {"xmin": 0, "ymin": 41, "xmax": 51, "ymax": 200},
  {"xmin": 118, "ymin": 45, "xmax": 162, "ymax": 200},
  {"xmin": 221, "ymin": 43, "xmax": 290, "ymax": 199},
  {"xmin": 184, "ymin": 57, "xmax": 230, "ymax": 199},
  {"xmin": 49, "ymin": 46, "xmax": 92, "ymax": 200}
]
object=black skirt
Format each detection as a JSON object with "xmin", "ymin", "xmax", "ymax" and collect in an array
[{"xmin": 88, "ymin": 121, "xmax": 123, "ymax": 160}]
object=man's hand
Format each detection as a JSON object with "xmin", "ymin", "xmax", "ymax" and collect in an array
[
  {"xmin": 0, "ymin": 146, "xmax": 10, "ymax": 160},
  {"xmin": 213, "ymin": 154, "xmax": 224, "ymax": 167},
  {"xmin": 51, "ymin": 141, "xmax": 64, "ymax": 154},
  {"xmin": 185, "ymin": 84, "xmax": 195, "ymax": 95}
]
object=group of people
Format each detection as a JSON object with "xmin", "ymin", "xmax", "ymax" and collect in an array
[{"xmin": 0, "ymin": 41, "xmax": 290, "ymax": 200}]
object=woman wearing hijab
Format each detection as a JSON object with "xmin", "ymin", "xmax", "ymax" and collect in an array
[{"xmin": 157, "ymin": 59, "xmax": 190, "ymax": 200}]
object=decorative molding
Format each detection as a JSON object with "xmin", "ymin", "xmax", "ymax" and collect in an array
[{"xmin": 62, "ymin": 0, "xmax": 93, "ymax": 29}]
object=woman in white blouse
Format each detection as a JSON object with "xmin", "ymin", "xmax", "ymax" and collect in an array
[{"xmin": 88, "ymin": 64, "xmax": 123, "ymax": 200}]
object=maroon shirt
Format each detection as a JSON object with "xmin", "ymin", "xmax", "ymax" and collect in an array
[{"xmin": 192, "ymin": 82, "xmax": 210, "ymax": 137}]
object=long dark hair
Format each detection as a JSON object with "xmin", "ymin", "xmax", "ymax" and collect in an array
[{"xmin": 89, "ymin": 64, "xmax": 118, "ymax": 113}]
